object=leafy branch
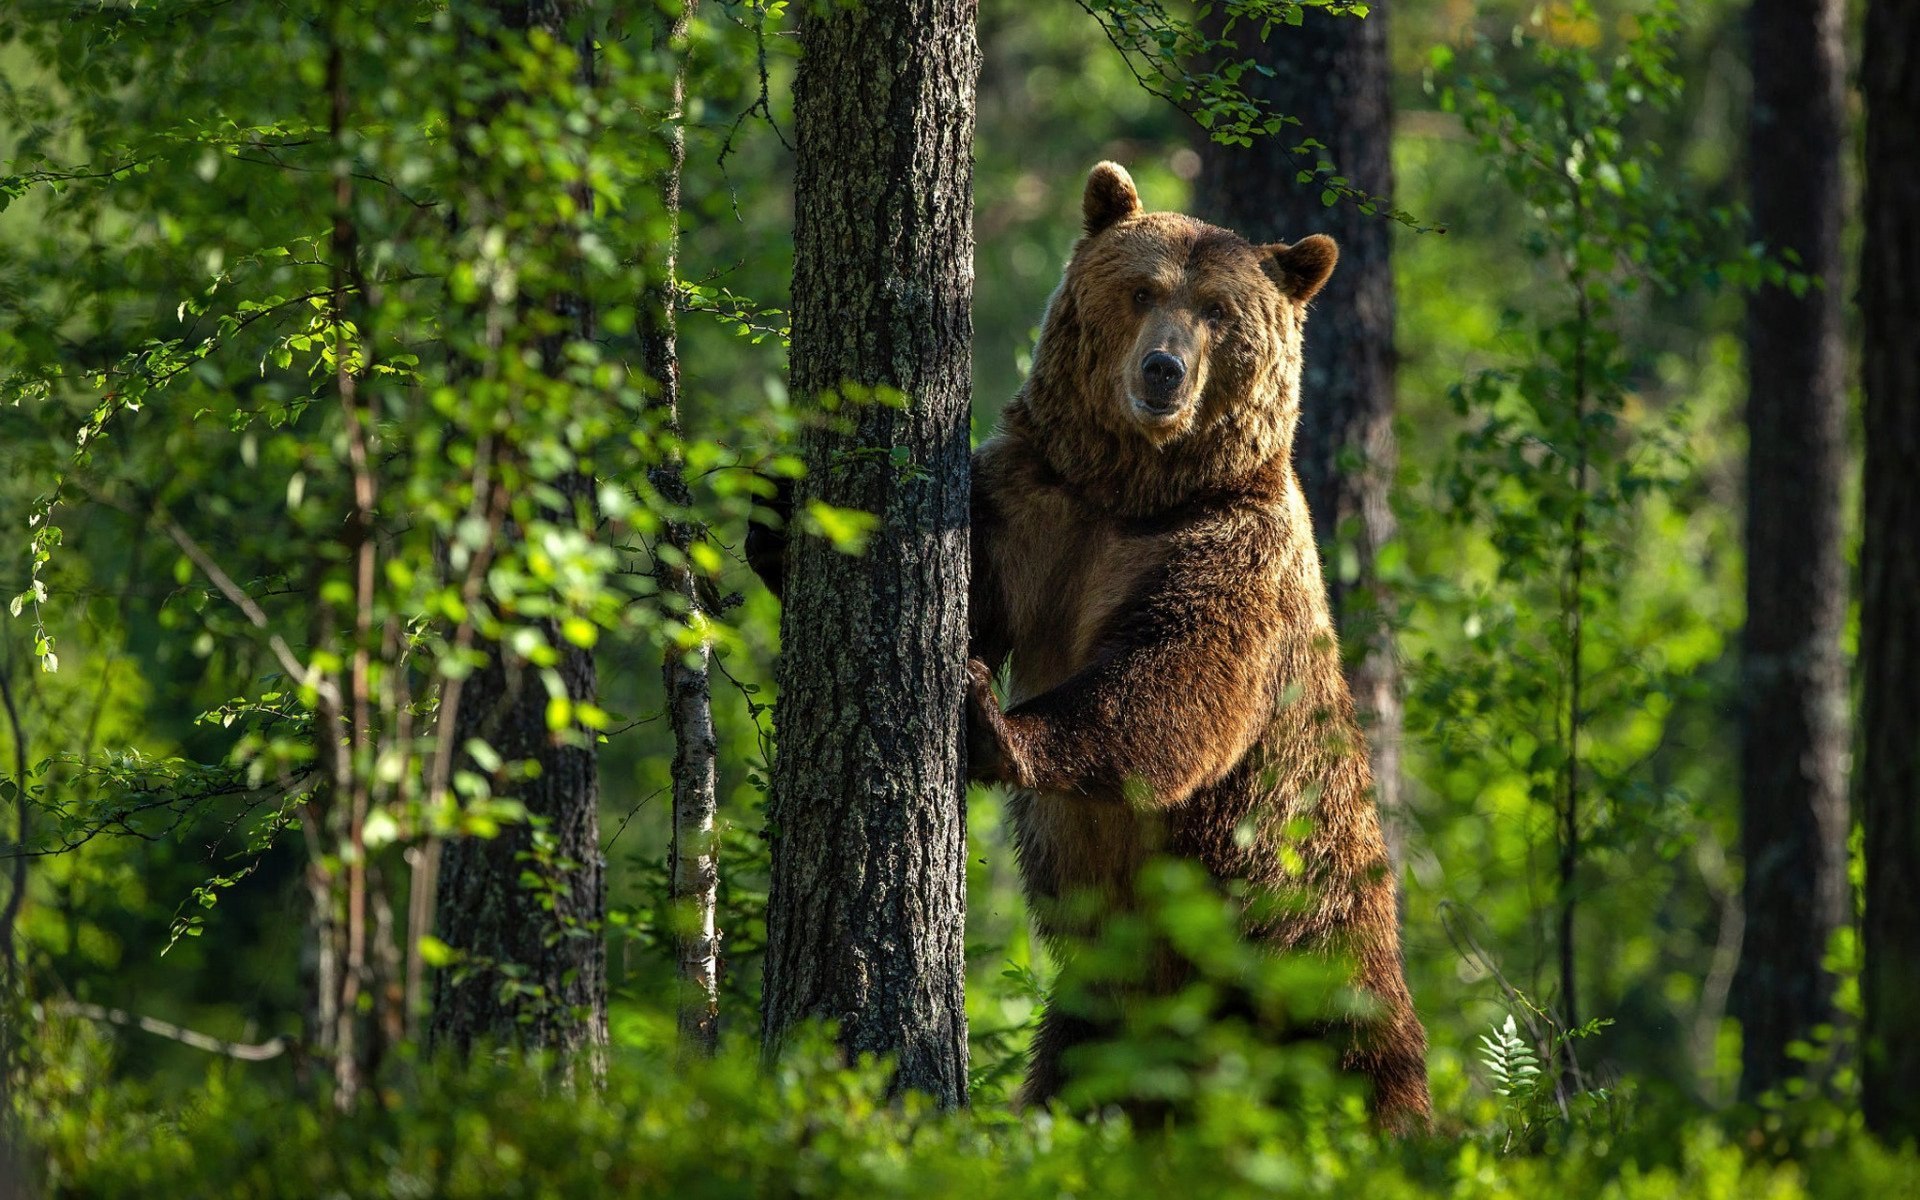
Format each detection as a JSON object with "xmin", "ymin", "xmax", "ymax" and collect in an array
[{"xmin": 1074, "ymin": 0, "xmax": 1434, "ymax": 229}]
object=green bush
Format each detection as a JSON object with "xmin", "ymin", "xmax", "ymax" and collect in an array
[{"xmin": 16, "ymin": 1005, "xmax": 1919, "ymax": 1200}]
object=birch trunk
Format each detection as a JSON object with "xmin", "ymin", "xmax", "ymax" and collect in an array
[{"xmin": 641, "ymin": 0, "xmax": 721, "ymax": 1057}]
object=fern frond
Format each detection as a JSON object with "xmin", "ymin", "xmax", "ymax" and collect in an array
[{"xmin": 1478, "ymin": 1013, "xmax": 1542, "ymax": 1100}]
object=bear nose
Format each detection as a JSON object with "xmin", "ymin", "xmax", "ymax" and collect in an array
[{"xmin": 1141, "ymin": 351, "xmax": 1186, "ymax": 405}]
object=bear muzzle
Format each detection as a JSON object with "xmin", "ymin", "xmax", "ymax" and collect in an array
[
  {"xmin": 1128, "ymin": 348, "xmax": 1200, "ymax": 432},
  {"xmin": 1139, "ymin": 351, "xmax": 1186, "ymax": 406},
  {"xmin": 1128, "ymin": 343, "xmax": 1190, "ymax": 414}
]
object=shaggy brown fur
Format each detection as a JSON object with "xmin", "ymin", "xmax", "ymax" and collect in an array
[{"xmin": 965, "ymin": 162, "xmax": 1431, "ymax": 1128}]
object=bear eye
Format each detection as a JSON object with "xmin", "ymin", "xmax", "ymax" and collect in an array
[
  {"xmin": 1204, "ymin": 302, "xmax": 1229, "ymax": 323},
  {"xmin": 1132, "ymin": 287, "xmax": 1154, "ymax": 309}
]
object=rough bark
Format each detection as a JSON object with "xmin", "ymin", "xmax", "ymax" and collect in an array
[
  {"xmin": 759, "ymin": 0, "xmax": 978, "ymax": 1107},
  {"xmin": 1191, "ymin": 3, "xmax": 1405, "ymax": 867},
  {"xmin": 430, "ymin": 611, "xmax": 607, "ymax": 1060},
  {"xmin": 641, "ymin": 0, "xmax": 720, "ymax": 1057},
  {"xmin": 1730, "ymin": 0, "xmax": 1851, "ymax": 1102},
  {"xmin": 428, "ymin": 0, "xmax": 608, "ymax": 1064},
  {"xmin": 1861, "ymin": 0, "xmax": 1920, "ymax": 1144}
]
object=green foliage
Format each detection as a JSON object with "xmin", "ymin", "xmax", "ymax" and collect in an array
[
  {"xmin": 1399, "ymin": 0, "xmax": 1765, "ymax": 1093},
  {"xmin": 0, "ymin": 0, "xmax": 1898, "ymax": 1191},
  {"xmin": 1077, "ymin": 0, "xmax": 1428, "ymax": 226},
  {"xmin": 1475, "ymin": 1008, "xmax": 1619, "ymax": 1152},
  {"xmin": 1041, "ymin": 858, "xmax": 1360, "ymax": 1119},
  {"xmin": 0, "ymin": 0, "xmax": 813, "ymax": 1083},
  {"xmin": 15, "ymin": 1013, "xmax": 1920, "ymax": 1199},
  {"xmin": 1480, "ymin": 1014, "xmax": 1543, "ymax": 1107}
]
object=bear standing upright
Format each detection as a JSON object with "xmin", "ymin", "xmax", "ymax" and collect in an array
[{"xmin": 964, "ymin": 162, "xmax": 1430, "ymax": 1127}]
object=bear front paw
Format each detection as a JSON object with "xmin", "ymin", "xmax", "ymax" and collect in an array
[{"xmin": 965, "ymin": 658, "xmax": 1025, "ymax": 786}]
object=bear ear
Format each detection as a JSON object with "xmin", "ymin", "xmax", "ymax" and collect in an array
[
  {"xmin": 1082, "ymin": 161, "xmax": 1142, "ymax": 236},
  {"xmin": 1260, "ymin": 234, "xmax": 1339, "ymax": 302}
]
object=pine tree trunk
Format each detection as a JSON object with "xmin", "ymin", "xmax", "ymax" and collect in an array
[
  {"xmin": 641, "ymin": 0, "xmax": 720, "ymax": 1057},
  {"xmin": 759, "ymin": 0, "xmax": 978, "ymax": 1107},
  {"xmin": 1192, "ymin": 3, "xmax": 1404, "ymax": 866},
  {"xmin": 428, "ymin": 0, "xmax": 608, "ymax": 1065},
  {"xmin": 1731, "ymin": 0, "xmax": 1851, "ymax": 1102},
  {"xmin": 430, "ymin": 617, "xmax": 607, "ymax": 1059},
  {"xmin": 1860, "ymin": 0, "xmax": 1920, "ymax": 1143}
]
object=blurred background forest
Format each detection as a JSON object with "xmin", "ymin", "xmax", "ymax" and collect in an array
[{"xmin": 1, "ymin": 0, "xmax": 1916, "ymax": 1195}]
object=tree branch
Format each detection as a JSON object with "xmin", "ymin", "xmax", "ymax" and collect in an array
[{"xmin": 54, "ymin": 1002, "xmax": 289, "ymax": 1061}]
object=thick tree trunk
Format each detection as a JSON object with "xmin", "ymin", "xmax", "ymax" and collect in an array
[
  {"xmin": 1192, "ymin": 3, "xmax": 1404, "ymax": 866},
  {"xmin": 1731, "ymin": 0, "xmax": 1851, "ymax": 1102},
  {"xmin": 641, "ymin": 0, "xmax": 720, "ymax": 1057},
  {"xmin": 1860, "ymin": 0, "xmax": 1920, "ymax": 1144},
  {"xmin": 759, "ymin": 0, "xmax": 978, "ymax": 1107},
  {"xmin": 428, "ymin": 0, "xmax": 608, "ymax": 1065}
]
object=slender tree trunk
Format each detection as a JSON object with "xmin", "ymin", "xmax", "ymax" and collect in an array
[
  {"xmin": 640, "ymin": 0, "xmax": 720, "ymax": 1057},
  {"xmin": 0, "ymin": 655, "xmax": 28, "ymax": 988},
  {"xmin": 428, "ymin": 0, "xmax": 608, "ymax": 1065},
  {"xmin": 1860, "ymin": 0, "xmax": 1920, "ymax": 1144},
  {"xmin": 0, "ymin": 652, "xmax": 29, "ymax": 1159},
  {"xmin": 1731, "ymin": 0, "xmax": 1851, "ymax": 1102},
  {"xmin": 664, "ymin": 626, "xmax": 719, "ymax": 1059},
  {"xmin": 303, "ymin": 17, "xmax": 403, "ymax": 1105},
  {"xmin": 1192, "ymin": 2, "xmax": 1405, "ymax": 868},
  {"xmin": 759, "ymin": 0, "xmax": 978, "ymax": 1107}
]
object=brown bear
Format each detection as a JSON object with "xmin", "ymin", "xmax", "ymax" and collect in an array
[{"xmin": 962, "ymin": 162, "xmax": 1430, "ymax": 1128}]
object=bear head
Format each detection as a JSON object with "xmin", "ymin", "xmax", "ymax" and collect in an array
[{"xmin": 1011, "ymin": 161, "xmax": 1337, "ymax": 515}]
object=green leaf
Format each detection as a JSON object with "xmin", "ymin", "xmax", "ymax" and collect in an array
[
  {"xmin": 802, "ymin": 499, "xmax": 879, "ymax": 556},
  {"xmin": 417, "ymin": 935, "xmax": 456, "ymax": 968}
]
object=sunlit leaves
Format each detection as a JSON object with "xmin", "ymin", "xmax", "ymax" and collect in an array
[
  {"xmin": 1408, "ymin": 1, "xmax": 1761, "ymax": 1076},
  {"xmin": 1078, "ymin": 0, "xmax": 1429, "ymax": 228},
  {"xmin": 797, "ymin": 499, "xmax": 877, "ymax": 557},
  {"xmin": 0, "ymin": 1, "xmax": 806, "ymax": 935}
]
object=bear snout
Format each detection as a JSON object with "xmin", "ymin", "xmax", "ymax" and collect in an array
[
  {"xmin": 1128, "ymin": 349, "xmax": 1198, "ymax": 431},
  {"xmin": 1139, "ymin": 351, "xmax": 1186, "ymax": 407}
]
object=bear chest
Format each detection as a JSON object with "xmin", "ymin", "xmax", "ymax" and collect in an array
[{"xmin": 991, "ymin": 496, "xmax": 1168, "ymax": 705}]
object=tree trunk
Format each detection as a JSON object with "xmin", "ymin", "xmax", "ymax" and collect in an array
[
  {"xmin": 759, "ymin": 0, "xmax": 978, "ymax": 1107},
  {"xmin": 428, "ymin": 0, "xmax": 608, "ymax": 1065},
  {"xmin": 0, "ymin": 656, "xmax": 28, "ymax": 990},
  {"xmin": 430, "ymin": 618, "xmax": 607, "ymax": 1059},
  {"xmin": 1191, "ymin": 3, "xmax": 1404, "ymax": 868},
  {"xmin": 641, "ymin": 0, "xmax": 720, "ymax": 1057},
  {"xmin": 1860, "ymin": 0, "xmax": 1920, "ymax": 1144},
  {"xmin": 1731, "ymin": 0, "xmax": 1851, "ymax": 1102},
  {"xmin": 0, "ymin": 654, "xmax": 29, "ymax": 1157}
]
